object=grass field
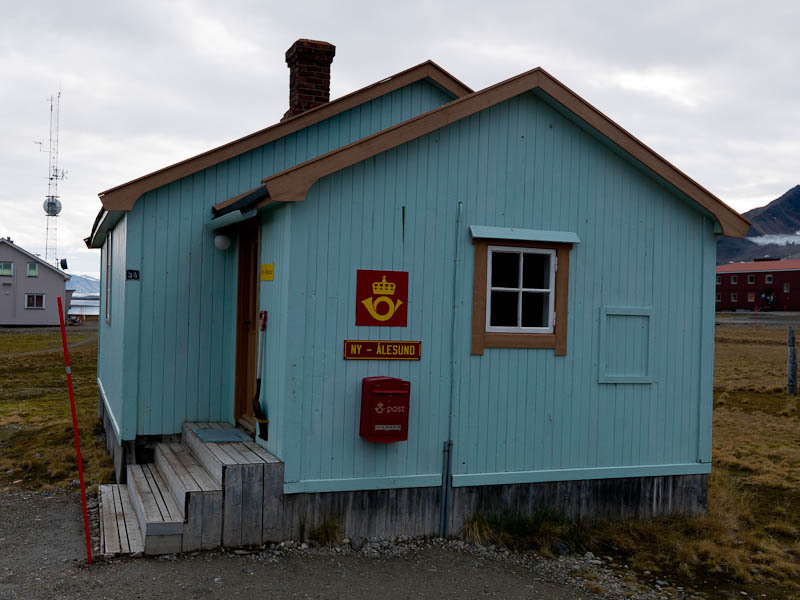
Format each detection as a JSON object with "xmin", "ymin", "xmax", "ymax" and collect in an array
[
  {"xmin": 2, "ymin": 317, "xmax": 800, "ymax": 596},
  {"xmin": 0, "ymin": 321, "xmax": 114, "ymax": 492}
]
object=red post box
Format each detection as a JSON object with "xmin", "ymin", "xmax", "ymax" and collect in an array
[{"xmin": 359, "ymin": 376, "xmax": 410, "ymax": 443}]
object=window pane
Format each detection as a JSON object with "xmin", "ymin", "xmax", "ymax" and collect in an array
[
  {"xmin": 489, "ymin": 291, "xmax": 518, "ymax": 326},
  {"xmin": 27, "ymin": 263, "xmax": 37, "ymax": 276},
  {"xmin": 36, "ymin": 295, "xmax": 43, "ymax": 308},
  {"xmin": 26, "ymin": 296, "xmax": 33, "ymax": 308},
  {"xmin": 491, "ymin": 252, "xmax": 519, "ymax": 288},
  {"xmin": 0, "ymin": 262, "xmax": 11, "ymax": 276},
  {"xmin": 523, "ymin": 253, "xmax": 549, "ymax": 289},
  {"xmin": 521, "ymin": 292, "xmax": 549, "ymax": 327}
]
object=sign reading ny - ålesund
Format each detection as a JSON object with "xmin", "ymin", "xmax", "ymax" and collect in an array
[{"xmin": 344, "ymin": 340, "xmax": 421, "ymax": 360}]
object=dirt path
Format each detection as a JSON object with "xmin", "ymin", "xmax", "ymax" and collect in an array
[{"xmin": 0, "ymin": 491, "xmax": 636, "ymax": 600}]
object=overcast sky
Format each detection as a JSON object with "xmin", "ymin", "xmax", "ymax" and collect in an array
[{"xmin": 1, "ymin": 1, "xmax": 798, "ymax": 276}]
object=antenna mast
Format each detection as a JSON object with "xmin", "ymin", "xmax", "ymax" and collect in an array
[{"xmin": 42, "ymin": 92, "xmax": 65, "ymax": 265}]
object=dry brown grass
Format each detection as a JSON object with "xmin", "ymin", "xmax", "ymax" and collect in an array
[
  {"xmin": 0, "ymin": 324, "xmax": 115, "ymax": 492},
  {"xmin": 466, "ymin": 319, "xmax": 800, "ymax": 598}
]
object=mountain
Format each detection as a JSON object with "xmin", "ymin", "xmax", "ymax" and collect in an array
[
  {"xmin": 717, "ymin": 185, "xmax": 800, "ymax": 264},
  {"xmin": 66, "ymin": 274, "xmax": 100, "ymax": 295}
]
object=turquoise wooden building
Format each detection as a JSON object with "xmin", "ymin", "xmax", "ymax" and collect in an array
[{"xmin": 88, "ymin": 40, "xmax": 749, "ymax": 551}]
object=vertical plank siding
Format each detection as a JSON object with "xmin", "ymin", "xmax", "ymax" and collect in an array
[
  {"xmin": 279, "ymin": 91, "xmax": 715, "ymax": 490},
  {"xmin": 97, "ymin": 215, "xmax": 128, "ymax": 441},
  {"xmin": 97, "ymin": 80, "xmax": 456, "ymax": 439}
]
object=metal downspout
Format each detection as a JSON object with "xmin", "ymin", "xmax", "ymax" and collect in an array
[{"xmin": 439, "ymin": 201, "xmax": 463, "ymax": 537}]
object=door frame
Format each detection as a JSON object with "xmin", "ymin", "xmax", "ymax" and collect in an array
[{"xmin": 234, "ymin": 218, "xmax": 261, "ymax": 430}]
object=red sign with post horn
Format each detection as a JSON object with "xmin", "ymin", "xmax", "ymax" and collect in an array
[{"xmin": 355, "ymin": 270, "xmax": 408, "ymax": 327}]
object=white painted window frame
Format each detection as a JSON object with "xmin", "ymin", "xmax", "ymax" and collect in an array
[
  {"xmin": 731, "ymin": 275, "xmax": 738, "ymax": 284},
  {"xmin": 25, "ymin": 293, "xmax": 45, "ymax": 310},
  {"xmin": 747, "ymin": 274, "xmax": 755, "ymax": 284},
  {"xmin": 485, "ymin": 245, "xmax": 556, "ymax": 334},
  {"xmin": 785, "ymin": 283, "xmax": 791, "ymax": 293},
  {"xmin": 27, "ymin": 263, "xmax": 38, "ymax": 277},
  {"xmin": 731, "ymin": 293, "xmax": 738, "ymax": 302},
  {"xmin": 765, "ymin": 274, "xmax": 773, "ymax": 284},
  {"xmin": 0, "ymin": 262, "xmax": 13, "ymax": 276}
]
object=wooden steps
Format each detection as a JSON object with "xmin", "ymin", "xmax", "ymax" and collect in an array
[
  {"xmin": 154, "ymin": 443, "xmax": 222, "ymax": 551},
  {"xmin": 127, "ymin": 463, "xmax": 184, "ymax": 554},
  {"xmin": 98, "ymin": 422, "xmax": 285, "ymax": 556},
  {"xmin": 99, "ymin": 484, "xmax": 144, "ymax": 555}
]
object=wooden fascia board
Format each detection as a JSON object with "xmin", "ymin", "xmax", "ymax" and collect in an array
[
  {"xmin": 533, "ymin": 73, "xmax": 750, "ymax": 238},
  {"xmin": 262, "ymin": 70, "xmax": 544, "ymax": 203},
  {"xmin": 262, "ymin": 68, "xmax": 750, "ymax": 238},
  {"xmin": 97, "ymin": 61, "xmax": 472, "ymax": 212}
]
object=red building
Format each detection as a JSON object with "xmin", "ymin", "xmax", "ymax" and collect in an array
[{"xmin": 716, "ymin": 259, "xmax": 800, "ymax": 311}]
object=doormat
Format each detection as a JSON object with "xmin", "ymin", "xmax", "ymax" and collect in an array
[{"xmin": 194, "ymin": 428, "xmax": 252, "ymax": 443}]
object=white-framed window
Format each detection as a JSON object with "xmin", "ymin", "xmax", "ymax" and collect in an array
[
  {"xmin": 747, "ymin": 292, "xmax": 755, "ymax": 303},
  {"xmin": 765, "ymin": 274, "xmax": 773, "ymax": 284},
  {"xmin": 0, "ymin": 262, "xmax": 12, "ymax": 276},
  {"xmin": 731, "ymin": 293, "xmax": 738, "ymax": 302},
  {"xmin": 716, "ymin": 276, "xmax": 721, "ymax": 285},
  {"xmin": 716, "ymin": 293, "xmax": 721, "ymax": 302},
  {"xmin": 104, "ymin": 231, "xmax": 112, "ymax": 323},
  {"xmin": 486, "ymin": 246, "xmax": 555, "ymax": 333},
  {"xmin": 27, "ymin": 263, "xmax": 38, "ymax": 277},
  {"xmin": 747, "ymin": 274, "xmax": 755, "ymax": 284},
  {"xmin": 785, "ymin": 283, "xmax": 791, "ymax": 293},
  {"xmin": 25, "ymin": 293, "xmax": 45, "ymax": 309},
  {"xmin": 731, "ymin": 275, "xmax": 738, "ymax": 284}
]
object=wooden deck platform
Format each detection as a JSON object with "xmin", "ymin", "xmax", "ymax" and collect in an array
[{"xmin": 99, "ymin": 485, "xmax": 144, "ymax": 556}]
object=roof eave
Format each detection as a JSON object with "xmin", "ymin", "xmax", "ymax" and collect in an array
[
  {"xmin": 95, "ymin": 61, "xmax": 472, "ymax": 213},
  {"xmin": 259, "ymin": 67, "xmax": 750, "ymax": 238}
]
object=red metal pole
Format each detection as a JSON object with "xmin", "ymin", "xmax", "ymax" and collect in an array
[{"xmin": 57, "ymin": 296, "xmax": 93, "ymax": 564}]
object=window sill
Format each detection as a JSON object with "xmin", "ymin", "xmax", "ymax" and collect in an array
[{"xmin": 479, "ymin": 332, "xmax": 558, "ymax": 351}]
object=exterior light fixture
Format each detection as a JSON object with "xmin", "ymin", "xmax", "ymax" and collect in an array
[{"xmin": 214, "ymin": 234, "xmax": 231, "ymax": 250}]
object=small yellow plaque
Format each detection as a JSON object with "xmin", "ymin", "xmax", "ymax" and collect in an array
[{"xmin": 260, "ymin": 263, "xmax": 274, "ymax": 281}]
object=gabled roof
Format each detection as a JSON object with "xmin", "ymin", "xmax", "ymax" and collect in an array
[
  {"xmin": 0, "ymin": 238, "xmax": 70, "ymax": 279},
  {"xmin": 717, "ymin": 260, "xmax": 800, "ymax": 273},
  {"xmin": 229, "ymin": 67, "xmax": 748, "ymax": 238},
  {"xmin": 96, "ymin": 61, "xmax": 472, "ymax": 212}
]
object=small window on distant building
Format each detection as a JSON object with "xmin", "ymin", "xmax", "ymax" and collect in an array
[
  {"xmin": 716, "ymin": 276, "xmax": 721, "ymax": 285},
  {"xmin": 731, "ymin": 275, "xmax": 738, "ymax": 284},
  {"xmin": 27, "ymin": 263, "xmax": 38, "ymax": 277},
  {"xmin": 785, "ymin": 283, "xmax": 791, "ymax": 293},
  {"xmin": 731, "ymin": 293, "xmax": 738, "ymax": 302},
  {"xmin": 747, "ymin": 274, "xmax": 755, "ymax": 284},
  {"xmin": 25, "ymin": 294, "xmax": 45, "ymax": 309},
  {"xmin": 765, "ymin": 274, "xmax": 773, "ymax": 284},
  {"xmin": 0, "ymin": 262, "xmax": 12, "ymax": 276},
  {"xmin": 716, "ymin": 293, "xmax": 721, "ymax": 302},
  {"xmin": 747, "ymin": 292, "xmax": 755, "ymax": 303}
]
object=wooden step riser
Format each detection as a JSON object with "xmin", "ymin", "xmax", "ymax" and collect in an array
[
  {"xmin": 183, "ymin": 426, "xmax": 224, "ymax": 484},
  {"xmin": 144, "ymin": 535, "xmax": 183, "ymax": 555}
]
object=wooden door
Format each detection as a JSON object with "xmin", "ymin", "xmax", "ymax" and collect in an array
[{"xmin": 234, "ymin": 219, "xmax": 260, "ymax": 429}]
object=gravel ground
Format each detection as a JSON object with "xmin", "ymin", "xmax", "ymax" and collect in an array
[{"xmin": 0, "ymin": 491, "xmax": 699, "ymax": 600}]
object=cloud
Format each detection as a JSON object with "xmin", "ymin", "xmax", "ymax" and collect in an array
[{"xmin": 1, "ymin": 0, "xmax": 799, "ymax": 275}]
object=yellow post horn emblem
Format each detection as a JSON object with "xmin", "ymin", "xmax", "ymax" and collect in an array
[{"xmin": 362, "ymin": 276, "xmax": 403, "ymax": 321}]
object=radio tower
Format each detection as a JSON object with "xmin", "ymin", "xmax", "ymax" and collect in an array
[{"xmin": 42, "ymin": 92, "xmax": 66, "ymax": 265}]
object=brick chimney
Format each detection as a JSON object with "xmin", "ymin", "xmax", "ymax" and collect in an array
[{"xmin": 282, "ymin": 39, "xmax": 336, "ymax": 121}]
